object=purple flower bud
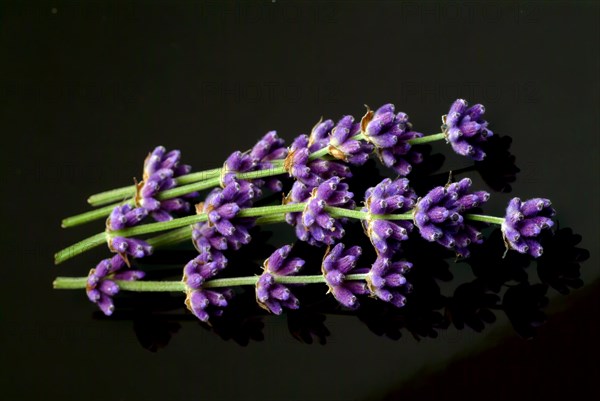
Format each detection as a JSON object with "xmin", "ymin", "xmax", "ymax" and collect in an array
[
  {"xmin": 285, "ymin": 177, "xmax": 354, "ymax": 246},
  {"xmin": 366, "ymin": 255, "xmax": 412, "ymax": 308},
  {"xmin": 256, "ymin": 245, "xmax": 305, "ymax": 314},
  {"xmin": 363, "ymin": 104, "xmax": 423, "ymax": 176},
  {"xmin": 443, "ymin": 99, "xmax": 493, "ymax": 161},
  {"xmin": 328, "ymin": 115, "xmax": 374, "ymax": 165},
  {"xmin": 108, "ymin": 204, "xmax": 148, "ymax": 231},
  {"xmin": 322, "ymin": 243, "xmax": 369, "ymax": 308},
  {"xmin": 109, "ymin": 236, "xmax": 153, "ymax": 259},
  {"xmin": 86, "ymin": 254, "xmax": 145, "ymax": 316},
  {"xmin": 222, "ymin": 131, "xmax": 288, "ymax": 192},
  {"xmin": 414, "ymin": 178, "xmax": 489, "ymax": 257},
  {"xmin": 183, "ymin": 251, "xmax": 227, "ymax": 289},
  {"xmin": 308, "ymin": 119, "xmax": 335, "ymax": 152},
  {"xmin": 192, "ymin": 177, "xmax": 259, "ymax": 253},
  {"xmin": 362, "ymin": 178, "xmax": 417, "ymax": 256},
  {"xmin": 185, "ymin": 288, "xmax": 234, "ymax": 322},
  {"xmin": 139, "ymin": 146, "xmax": 196, "ymax": 221},
  {"xmin": 285, "ymin": 134, "xmax": 352, "ymax": 187},
  {"xmin": 501, "ymin": 197, "xmax": 555, "ymax": 258}
]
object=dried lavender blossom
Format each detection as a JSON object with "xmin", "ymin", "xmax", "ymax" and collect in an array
[{"xmin": 185, "ymin": 287, "xmax": 234, "ymax": 322}]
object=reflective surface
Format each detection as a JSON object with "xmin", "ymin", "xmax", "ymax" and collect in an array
[{"xmin": 1, "ymin": 1, "xmax": 598, "ymax": 400}]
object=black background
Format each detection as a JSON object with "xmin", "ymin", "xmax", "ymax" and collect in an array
[{"xmin": 1, "ymin": 1, "xmax": 599, "ymax": 400}]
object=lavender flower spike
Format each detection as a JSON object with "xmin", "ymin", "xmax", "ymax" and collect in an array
[
  {"xmin": 86, "ymin": 254, "xmax": 145, "ymax": 315},
  {"xmin": 366, "ymin": 255, "xmax": 412, "ymax": 307},
  {"xmin": 443, "ymin": 99, "xmax": 493, "ymax": 161},
  {"xmin": 107, "ymin": 204, "xmax": 153, "ymax": 261},
  {"xmin": 362, "ymin": 178, "xmax": 417, "ymax": 256},
  {"xmin": 362, "ymin": 104, "xmax": 423, "ymax": 176},
  {"xmin": 501, "ymin": 197, "xmax": 555, "ymax": 257},
  {"xmin": 256, "ymin": 245, "xmax": 305, "ymax": 314},
  {"xmin": 322, "ymin": 243, "xmax": 369, "ymax": 308},
  {"xmin": 285, "ymin": 176, "xmax": 354, "ymax": 246},
  {"xmin": 414, "ymin": 178, "xmax": 490, "ymax": 257},
  {"xmin": 137, "ymin": 146, "xmax": 196, "ymax": 222},
  {"xmin": 328, "ymin": 115, "xmax": 374, "ymax": 165}
]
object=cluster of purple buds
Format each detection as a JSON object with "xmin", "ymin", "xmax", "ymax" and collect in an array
[
  {"xmin": 327, "ymin": 115, "xmax": 374, "ymax": 165},
  {"xmin": 285, "ymin": 176, "xmax": 354, "ymax": 246},
  {"xmin": 362, "ymin": 178, "xmax": 417, "ymax": 256},
  {"xmin": 182, "ymin": 251, "xmax": 233, "ymax": 322},
  {"xmin": 222, "ymin": 131, "xmax": 288, "ymax": 192},
  {"xmin": 501, "ymin": 197, "xmax": 555, "ymax": 257},
  {"xmin": 107, "ymin": 204, "xmax": 153, "ymax": 261},
  {"xmin": 362, "ymin": 104, "xmax": 424, "ymax": 176},
  {"xmin": 414, "ymin": 178, "xmax": 489, "ymax": 257},
  {"xmin": 366, "ymin": 255, "xmax": 412, "ymax": 308},
  {"xmin": 86, "ymin": 254, "xmax": 145, "ymax": 315},
  {"xmin": 192, "ymin": 177, "xmax": 259, "ymax": 253},
  {"xmin": 322, "ymin": 243, "xmax": 369, "ymax": 308},
  {"xmin": 256, "ymin": 245, "xmax": 304, "ymax": 314},
  {"xmin": 185, "ymin": 287, "xmax": 234, "ymax": 323},
  {"xmin": 285, "ymin": 134, "xmax": 351, "ymax": 187},
  {"xmin": 443, "ymin": 99, "xmax": 493, "ymax": 161},
  {"xmin": 136, "ymin": 146, "xmax": 196, "ymax": 222}
]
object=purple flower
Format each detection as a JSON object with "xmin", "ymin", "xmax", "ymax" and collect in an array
[
  {"xmin": 185, "ymin": 287, "xmax": 234, "ymax": 322},
  {"xmin": 285, "ymin": 177, "xmax": 354, "ymax": 246},
  {"xmin": 362, "ymin": 178, "xmax": 417, "ymax": 256},
  {"xmin": 284, "ymin": 134, "xmax": 351, "ymax": 187},
  {"xmin": 328, "ymin": 115, "xmax": 374, "ymax": 165},
  {"xmin": 307, "ymin": 118, "xmax": 335, "ymax": 152},
  {"xmin": 256, "ymin": 245, "xmax": 305, "ymax": 314},
  {"xmin": 414, "ymin": 178, "xmax": 490, "ymax": 257},
  {"xmin": 183, "ymin": 250, "xmax": 228, "ymax": 289},
  {"xmin": 107, "ymin": 204, "xmax": 153, "ymax": 261},
  {"xmin": 501, "ymin": 197, "xmax": 555, "ymax": 258},
  {"xmin": 86, "ymin": 254, "xmax": 145, "ymax": 316},
  {"xmin": 366, "ymin": 255, "xmax": 412, "ymax": 307},
  {"xmin": 322, "ymin": 243, "xmax": 369, "ymax": 308},
  {"xmin": 108, "ymin": 203, "xmax": 147, "ymax": 230},
  {"xmin": 223, "ymin": 131, "xmax": 288, "ymax": 192},
  {"xmin": 192, "ymin": 177, "xmax": 259, "ymax": 252},
  {"xmin": 137, "ymin": 146, "xmax": 196, "ymax": 222},
  {"xmin": 443, "ymin": 99, "xmax": 493, "ymax": 161},
  {"xmin": 363, "ymin": 104, "xmax": 423, "ymax": 175}
]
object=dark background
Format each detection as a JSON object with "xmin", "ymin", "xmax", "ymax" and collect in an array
[{"xmin": 1, "ymin": 1, "xmax": 599, "ymax": 400}]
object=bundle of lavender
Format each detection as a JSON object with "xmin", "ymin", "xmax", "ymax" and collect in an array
[{"xmin": 54, "ymin": 99, "xmax": 555, "ymax": 322}]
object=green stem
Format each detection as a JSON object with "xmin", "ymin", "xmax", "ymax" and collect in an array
[
  {"xmin": 52, "ymin": 273, "xmax": 369, "ymax": 291},
  {"xmin": 146, "ymin": 226, "xmax": 192, "ymax": 247},
  {"xmin": 87, "ymin": 168, "xmax": 223, "ymax": 206},
  {"xmin": 54, "ymin": 233, "xmax": 108, "ymax": 265},
  {"xmin": 465, "ymin": 214, "xmax": 505, "ymax": 225},
  {"xmin": 407, "ymin": 132, "xmax": 446, "ymax": 145}
]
